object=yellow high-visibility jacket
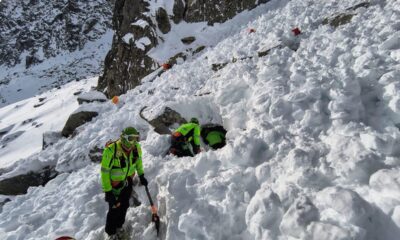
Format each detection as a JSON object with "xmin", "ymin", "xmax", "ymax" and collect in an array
[{"xmin": 100, "ymin": 140, "xmax": 144, "ymax": 193}]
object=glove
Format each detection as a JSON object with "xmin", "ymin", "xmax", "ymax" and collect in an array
[
  {"xmin": 105, "ymin": 191, "xmax": 117, "ymax": 207},
  {"xmin": 139, "ymin": 174, "xmax": 148, "ymax": 186},
  {"xmin": 193, "ymin": 145, "xmax": 201, "ymax": 154}
]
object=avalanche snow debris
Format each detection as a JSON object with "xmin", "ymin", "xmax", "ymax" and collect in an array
[{"xmin": 1, "ymin": 0, "xmax": 400, "ymax": 239}]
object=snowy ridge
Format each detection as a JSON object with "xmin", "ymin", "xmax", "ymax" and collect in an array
[{"xmin": 1, "ymin": 0, "xmax": 400, "ymax": 239}]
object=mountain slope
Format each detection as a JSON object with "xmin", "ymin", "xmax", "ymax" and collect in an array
[
  {"xmin": 0, "ymin": 0, "xmax": 113, "ymax": 67},
  {"xmin": 0, "ymin": 0, "xmax": 114, "ymax": 107},
  {"xmin": 1, "ymin": 0, "xmax": 400, "ymax": 239}
]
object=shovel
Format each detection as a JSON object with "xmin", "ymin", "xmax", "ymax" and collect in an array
[{"xmin": 144, "ymin": 185, "xmax": 160, "ymax": 236}]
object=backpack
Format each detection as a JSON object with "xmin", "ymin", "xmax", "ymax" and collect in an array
[{"xmin": 105, "ymin": 139, "xmax": 118, "ymax": 168}]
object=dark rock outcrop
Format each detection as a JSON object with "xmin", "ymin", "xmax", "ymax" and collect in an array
[
  {"xmin": 193, "ymin": 45, "xmax": 206, "ymax": 55},
  {"xmin": 322, "ymin": 2, "xmax": 370, "ymax": 28},
  {"xmin": 98, "ymin": 0, "xmax": 270, "ymax": 97},
  {"xmin": 181, "ymin": 36, "xmax": 196, "ymax": 45},
  {"xmin": 61, "ymin": 111, "xmax": 98, "ymax": 137},
  {"xmin": 97, "ymin": 0, "xmax": 159, "ymax": 98},
  {"xmin": 322, "ymin": 13, "xmax": 356, "ymax": 28},
  {"xmin": 156, "ymin": 7, "xmax": 171, "ymax": 34},
  {"xmin": 0, "ymin": 198, "xmax": 11, "ymax": 213},
  {"xmin": 139, "ymin": 106, "xmax": 187, "ymax": 134},
  {"xmin": 0, "ymin": 166, "xmax": 57, "ymax": 195},
  {"xmin": 177, "ymin": 0, "xmax": 270, "ymax": 25}
]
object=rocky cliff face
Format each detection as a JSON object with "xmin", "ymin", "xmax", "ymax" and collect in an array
[
  {"xmin": 98, "ymin": 0, "xmax": 270, "ymax": 97},
  {"xmin": 174, "ymin": 0, "xmax": 270, "ymax": 24},
  {"xmin": 0, "ymin": 0, "xmax": 114, "ymax": 68},
  {"xmin": 97, "ymin": 0, "xmax": 159, "ymax": 98}
]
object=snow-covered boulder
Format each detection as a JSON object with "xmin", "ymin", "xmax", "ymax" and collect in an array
[
  {"xmin": 139, "ymin": 106, "xmax": 187, "ymax": 135},
  {"xmin": 61, "ymin": 103, "xmax": 104, "ymax": 137},
  {"xmin": 77, "ymin": 91, "xmax": 107, "ymax": 105}
]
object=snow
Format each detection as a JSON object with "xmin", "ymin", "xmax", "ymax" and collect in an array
[
  {"xmin": 0, "ymin": 77, "xmax": 97, "ymax": 168},
  {"xmin": 77, "ymin": 90, "xmax": 107, "ymax": 103},
  {"xmin": 147, "ymin": 1, "xmax": 287, "ymax": 64},
  {"xmin": 131, "ymin": 20, "xmax": 149, "ymax": 28},
  {"xmin": 0, "ymin": 30, "xmax": 113, "ymax": 108},
  {"xmin": 135, "ymin": 37, "xmax": 152, "ymax": 51},
  {"xmin": 1, "ymin": 0, "xmax": 400, "ymax": 239},
  {"xmin": 123, "ymin": 33, "xmax": 135, "ymax": 44}
]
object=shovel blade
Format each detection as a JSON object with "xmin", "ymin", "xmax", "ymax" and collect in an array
[{"xmin": 152, "ymin": 213, "xmax": 160, "ymax": 236}]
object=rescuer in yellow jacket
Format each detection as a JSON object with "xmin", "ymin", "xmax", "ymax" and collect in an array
[
  {"xmin": 100, "ymin": 127, "xmax": 148, "ymax": 238},
  {"xmin": 169, "ymin": 118, "xmax": 201, "ymax": 157}
]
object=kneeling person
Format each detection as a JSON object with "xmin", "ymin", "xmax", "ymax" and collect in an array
[
  {"xmin": 201, "ymin": 124, "xmax": 226, "ymax": 150},
  {"xmin": 170, "ymin": 118, "xmax": 201, "ymax": 157}
]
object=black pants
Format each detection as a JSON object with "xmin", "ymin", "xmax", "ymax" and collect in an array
[
  {"xmin": 170, "ymin": 142, "xmax": 193, "ymax": 157},
  {"xmin": 170, "ymin": 138, "xmax": 193, "ymax": 157},
  {"xmin": 210, "ymin": 142, "xmax": 225, "ymax": 150},
  {"xmin": 105, "ymin": 180, "xmax": 132, "ymax": 235}
]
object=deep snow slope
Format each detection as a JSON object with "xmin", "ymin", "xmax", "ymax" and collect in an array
[
  {"xmin": 0, "ymin": 77, "xmax": 97, "ymax": 168},
  {"xmin": 1, "ymin": 0, "xmax": 400, "ymax": 239},
  {"xmin": 0, "ymin": 29, "xmax": 112, "ymax": 108}
]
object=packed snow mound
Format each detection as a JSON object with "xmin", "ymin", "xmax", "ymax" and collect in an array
[{"xmin": 1, "ymin": 0, "xmax": 400, "ymax": 239}]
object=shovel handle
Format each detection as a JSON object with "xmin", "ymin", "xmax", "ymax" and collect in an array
[{"xmin": 145, "ymin": 185, "xmax": 154, "ymax": 206}]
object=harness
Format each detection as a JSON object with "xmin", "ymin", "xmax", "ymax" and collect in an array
[{"xmin": 108, "ymin": 143, "xmax": 139, "ymax": 194}]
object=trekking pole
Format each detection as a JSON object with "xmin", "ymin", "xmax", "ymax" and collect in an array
[{"xmin": 145, "ymin": 185, "xmax": 160, "ymax": 236}]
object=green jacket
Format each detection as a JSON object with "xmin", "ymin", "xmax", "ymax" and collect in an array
[
  {"xmin": 206, "ymin": 131, "xmax": 225, "ymax": 146},
  {"xmin": 100, "ymin": 140, "xmax": 144, "ymax": 192},
  {"xmin": 176, "ymin": 122, "xmax": 201, "ymax": 147}
]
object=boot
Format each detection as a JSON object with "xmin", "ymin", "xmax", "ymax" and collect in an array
[{"xmin": 116, "ymin": 228, "xmax": 129, "ymax": 240}]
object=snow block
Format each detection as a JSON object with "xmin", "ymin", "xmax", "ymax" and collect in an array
[
  {"xmin": 42, "ymin": 131, "xmax": 62, "ymax": 150},
  {"xmin": 316, "ymin": 187, "xmax": 373, "ymax": 226},
  {"xmin": 370, "ymin": 168, "xmax": 400, "ymax": 199},
  {"xmin": 178, "ymin": 202, "xmax": 222, "ymax": 240},
  {"xmin": 316, "ymin": 186, "xmax": 400, "ymax": 239},
  {"xmin": 77, "ymin": 90, "xmax": 107, "ymax": 105},
  {"xmin": 391, "ymin": 206, "xmax": 400, "ymax": 228},
  {"xmin": 245, "ymin": 187, "xmax": 283, "ymax": 239},
  {"xmin": 307, "ymin": 222, "xmax": 365, "ymax": 240},
  {"xmin": 279, "ymin": 196, "xmax": 319, "ymax": 238}
]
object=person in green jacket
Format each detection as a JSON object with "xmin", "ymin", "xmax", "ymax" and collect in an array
[
  {"xmin": 169, "ymin": 118, "xmax": 201, "ymax": 157},
  {"xmin": 100, "ymin": 127, "xmax": 148, "ymax": 239},
  {"xmin": 200, "ymin": 124, "xmax": 227, "ymax": 150}
]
